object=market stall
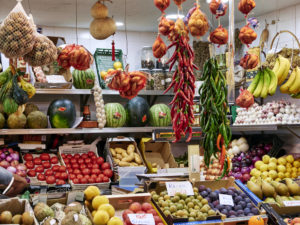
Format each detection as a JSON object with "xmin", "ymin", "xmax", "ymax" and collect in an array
[{"xmin": 0, "ymin": 0, "xmax": 299, "ymax": 225}]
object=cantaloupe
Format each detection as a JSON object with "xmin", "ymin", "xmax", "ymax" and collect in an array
[
  {"xmin": 91, "ymin": 2, "xmax": 108, "ymax": 19},
  {"xmin": 90, "ymin": 17, "xmax": 116, "ymax": 40}
]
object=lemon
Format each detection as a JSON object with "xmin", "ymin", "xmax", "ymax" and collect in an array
[
  {"xmin": 262, "ymin": 155, "xmax": 270, "ymax": 164},
  {"xmin": 251, "ymin": 168, "xmax": 261, "ymax": 177},
  {"xmin": 284, "ymin": 172, "xmax": 291, "ymax": 178},
  {"xmin": 92, "ymin": 210, "xmax": 97, "ymax": 217},
  {"xmin": 278, "ymin": 172, "xmax": 285, "ymax": 179},
  {"xmin": 255, "ymin": 161, "xmax": 264, "ymax": 170},
  {"xmin": 269, "ymin": 157, "xmax": 277, "ymax": 164},
  {"xmin": 84, "ymin": 186, "xmax": 100, "ymax": 201},
  {"xmin": 265, "ymin": 177, "xmax": 273, "ymax": 183},
  {"xmin": 107, "ymin": 68, "xmax": 114, "ymax": 73},
  {"xmin": 293, "ymin": 161, "xmax": 300, "ymax": 168},
  {"xmin": 278, "ymin": 157, "xmax": 287, "ymax": 165},
  {"xmin": 286, "ymin": 155, "xmax": 294, "ymax": 163},
  {"xmin": 113, "ymin": 61, "xmax": 122, "ymax": 69},
  {"xmin": 92, "ymin": 196, "xmax": 109, "ymax": 210},
  {"xmin": 267, "ymin": 162, "xmax": 276, "ymax": 171},
  {"xmin": 98, "ymin": 204, "xmax": 115, "ymax": 218},
  {"xmin": 277, "ymin": 165, "xmax": 286, "ymax": 173},
  {"xmin": 259, "ymin": 164, "xmax": 268, "ymax": 172},
  {"xmin": 275, "ymin": 178, "xmax": 281, "ymax": 182},
  {"xmin": 116, "ymin": 68, "xmax": 123, "ymax": 71},
  {"xmin": 291, "ymin": 172, "xmax": 298, "ymax": 178},
  {"xmin": 93, "ymin": 210, "xmax": 109, "ymax": 225},
  {"xmin": 286, "ymin": 168, "xmax": 292, "ymax": 173},
  {"xmin": 107, "ymin": 217, "xmax": 123, "ymax": 225},
  {"xmin": 261, "ymin": 171, "xmax": 269, "ymax": 179},
  {"xmin": 100, "ymin": 71, "xmax": 107, "ymax": 80},
  {"xmin": 292, "ymin": 167, "xmax": 297, "ymax": 173},
  {"xmin": 268, "ymin": 170, "xmax": 278, "ymax": 179}
]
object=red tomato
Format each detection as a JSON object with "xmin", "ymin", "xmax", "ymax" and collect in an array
[
  {"xmin": 78, "ymin": 159, "xmax": 84, "ymax": 164},
  {"xmin": 81, "ymin": 153, "xmax": 88, "ymax": 159},
  {"xmin": 72, "ymin": 163, "xmax": 79, "ymax": 169},
  {"xmin": 52, "ymin": 165, "xmax": 60, "ymax": 172},
  {"xmin": 56, "ymin": 179, "xmax": 65, "ymax": 185},
  {"xmin": 61, "ymin": 153, "xmax": 66, "ymax": 159},
  {"xmin": 60, "ymin": 172, "xmax": 68, "ymax": 180},
  {"xmin": 46, "ymin": 176, "xmax": 56, "ymax": 184},
  {"xmin": 40, "ymin": 153, "xmax": 50, "ymax": 161},
  {"xmin": 25, "ymin": 161, "xmax": 34, "ymax": 169},
  {"xmin": 33, "ymin": 158, "xmax": 42, "ymax": 165},
  {"xmin": 45, "ymin": 169, "xmax": 53, "ymax": 176},
  {"xmin": 91, "ymin": 155, "xmax": 97, "ymax": 160},
  {"xmin": 74, "ymin": 153, "xmax": 80, "ymax": 159},
  {"xmin": 79, "ymin": 164, "xmax": 86, "ymax": 170},
  {"xmin": 87, "ymin": 151, "xmax": 95, "ymax": 157},
  {"xmin": 82, "ymin": 168, "xmax": 91, "ymax": 175},
  {"xmin": 59, "ymin": 166, "xmax": 66, "ymax": 172},
  {"xmin": 67, "ymin": 154, "xmax": 72, "ymax": 159},
  {"xmin": 27, "ymin": 170, "xmax": 36, "ymax": 177},
  {"xmin": 101, "ymin": 162, "xmax": 110, "ymax": 170},
  {"xmin": 92, "ymin": 164, "xmax": 99, "ymax": 169},
  {"xmin": 35, "ymin": 166, "xmax": 44, "ymax": 173},
  {"xmin": 68, "ymin": 168, "xmax": 73, "ymax": 173},
  {"xmin": 54, "ymin": 172, "xmax": 61, "ymax": 179},
  {"xmin": 91, "ymin": 168, "xmax": 101, "ymax": 175},
  {"xmin": 88, "ymin": 177, "xmax": 95, "ymax": 183},
  {"xmin": 87, "ymin": 163, "xmax": 93, "ymax": 169},
  {"xmin": 96, "ymin": 157, "xmax": 104, "ymax": 165},
  {"xmin": 24, "ymin": 154, "xmax": 33, "ymax": 161},
  {"xmin": 64, "ymin": 158, "xmax": 70, "ymax": 164},
  {"xmin": 103, "ymin": 169, "xmax": 113, "ymax": 178},
  {"xmin": 95, "ymin": 177, "xmax": 102, "ymax": 183},
  {"xmin": 65, "ymin": 163, "xmax": 71, "ymax": 168},
  {"xmin": 80, "ymin": 177, "xmax": 88, "ymax": 184},
  {"xmin": 69, "ymin": 174, "xmax": 76, "ymax": 180},
  {"xmin": 98, "ymin": 174, "xmax": 104, "ymax": 179},
  {"xmin": 50, "ymin": 156, "xmax": 59, "ymax": 164},
  {"xmin": 70, "ymin": 158, "xmax": 77, "ymax": 164},
  {"xmin": 103, "ymin": 176, "xmax": 109, "ymax": 182},
  {"xmin": 84, "ymin": 158, "xmax": 91, "ymax": 164},
  {"xmin": 73, "ymin": 178, "xmax": 79, "ymax": 184},
  {"xmin": 84, "ymin": 175, "xmax": 90, "ymax": 180},
  {"xmin": 37, "ymin": 173, "xmax": 46, "ymax": 181},
  {"xmin": 77, "ymin": 174, "xmax": 83, "ymax": 179},
  {"xmin": 42, "ymin": 161, "xmax": 51, "ymax": 169},
  {"xmin": 91, "ymin": 174, "xmax": 97, "ymax": 179},
  {"xmin": 73, "ymin": 169, "xmax": 81, "ymax": 175}
]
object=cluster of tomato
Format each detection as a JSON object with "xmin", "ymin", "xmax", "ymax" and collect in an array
[
  {"xmin": 61, "ymin": 151, "xmax": 113, "ymax": 184},
  {"xmin": 25, "ymin": 153, "xmax": 67, "ymax": 185}
]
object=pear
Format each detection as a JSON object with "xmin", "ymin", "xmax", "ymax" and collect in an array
[
  {"xmin": 293, "ymin": 196, "xmax": 300, "ymax": 200},
  {"xmin": 271, "ymin": 181, "xmax": 289, "ymax": 196},
  {"xmin": 247, "ymin": 180, "xmax": 263, "ymax": 199},
  {"xmin": 275, "ymin": 196, "xmax": 284, "ymax": 207},
  {"xmin": 285, "ymin": 178, "xmax": 300, "ymax": 195},
  {"xmin": 262, "ymin": 180, "xmax": 276, "ymax": 198},
  {"xmin": 264, "ymin": 197, "xmax": 276, "ymax": 203}
]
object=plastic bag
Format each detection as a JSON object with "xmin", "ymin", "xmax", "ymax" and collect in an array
[
  {"xmin": 24, "ymin": 33, "xmax": 57, "ymax": 66},
  {"xmin": 0, "ymin": 1, "xmax": 35, "ymax": 58}
]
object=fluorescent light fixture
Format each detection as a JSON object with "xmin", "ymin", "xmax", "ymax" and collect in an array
[
  {"xmin": 206, "ymin": 0, "xmax": 228, "ymax": 3},
  {"xmin": 116, "ymin": 22, "xmax": 124, "ymax": 27},
  {"xmin": 166, "ymin": 14, "xmax": 184, "ymax": 20}
]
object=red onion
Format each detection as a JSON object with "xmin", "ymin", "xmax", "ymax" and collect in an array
[
  {"xmin": 237, "ymin": 156, "xmax": 242, "ymax": 161},
  {"xmin": 233, "ymin": 172, "xmax": 242, "ymax": 180},
  {"xmin": 0, "ymin": 153, "xmax": 6, "ymax": 160},
  {"xmin": 249, "ymin": 165, "xmax": 254, "ymax": 170},
  {"xmin": 10, "ymin": 160, "xmax": 19, "ymax": 167},
  {"xmin": 241, "ymin": 167, "xmax": 250, "ymax": 174},
  {"xmin": 25, "ymin": 177, "xmax": 30, "ymax": 183},
  {"xmin": 16, "ymin": 164, "xmax": 27, "ymax": 171},
  {"xmin": 252, "ymin": 156, "xmax": 260, "ymax": 164},
  {"xmin": 257, "ymin": 149, "xmax": 264, "ymax": 157},
  {"xmin": 8, "ymin": 148, "xmax": 14, "ymax": 154},
  {"xmin": 0, "ymin": 161, "xmax": 10, "ymax": 168},
  {"xmin": 242, "ymin": 173, "xmax": 251, "ymax": 183},
  {"xmin": 5, "ymin": 156, "xmax": 12, "ymax": 162},
  {"xmin": 233, "ymin": 167, "xmax": 241, "ymax": 173},
  {"xmin": 10, "ymin": 153, "xmax": 19, "ymax": 161},
  {"xmin": 7, "ymin": 166, "xmax": 16, "ymax": 174},
  {"xmin": 16, "ymin": 170, "xmax": 26, "ymax": 177}
]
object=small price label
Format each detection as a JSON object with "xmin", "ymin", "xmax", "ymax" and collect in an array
[
  {"xmin": 128, "ymin": 214, "xmax": 155, "ymax": 225},
  {"xmin": 166, "ymin": 181, "xmax": 194, "ymax": 196},
  {"xmin": 283, "ymin": 201, "xmax": 300, "ymax": 207},
  {"xmin": 75, "ymin": 192, "xmax": 84, "ymax": 202},
  {"xmin": 219, "ymin": 194, "xmax": 234, "ymax": 206}
]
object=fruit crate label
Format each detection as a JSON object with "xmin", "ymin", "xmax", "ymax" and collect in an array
[
  {"xmin": 128, "ymin": 214, "xmax": 155, "ymax": 225},
  {"xmin": 75, "ymin": 192, "xmax": 84, "ymax": 202},
  {"xmin": 283, "ymin": 200, "xmax": 300, "ymax": 207},
  {"xmin": 219, "ymin": 194, "xmax": 234, "ymax": 206},
  {"xmin": 166, "ymin": 181, "xmax": 194, "ymax": 196}
]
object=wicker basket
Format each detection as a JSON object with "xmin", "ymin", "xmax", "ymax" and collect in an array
[{"xmin": 270, "ymin": 30, "xmax": 300, "ymax": 49}]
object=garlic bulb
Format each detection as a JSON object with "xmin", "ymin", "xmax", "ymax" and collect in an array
[{"xmin": 93, "ymin": 85, "xmax": 106, "ymax": 129}]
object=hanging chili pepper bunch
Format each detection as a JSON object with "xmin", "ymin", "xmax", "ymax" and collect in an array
[{"xmin": 199, "ymin": 58, "xmax": 231, "ymax": 179}]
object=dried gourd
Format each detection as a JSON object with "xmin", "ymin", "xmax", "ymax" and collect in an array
[
  {"xmin": 91, "ymin": 1, "xmax": 108, "ymax": 19},
  {"xmin": 90, "ymin": 17, "xmax": 116, "ymax": 40}
]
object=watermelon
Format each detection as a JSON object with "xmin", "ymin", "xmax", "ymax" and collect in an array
[
  {"xmin": 125, "ymin": 97, "xmax": 150, "ymax": 127},
  {"xmin": 149, "ymin": 104, "xmax": 171, "ymax": 127},
  {"xmin": 47, "ymin": 99, "xmax": 76, "ymax": 128},
  {"xmin": 104, "ymin": 103, "xmax": 126, "ymax": 127},
  {"xmin": 72, "ymin": 69, "xmax": 95, "ymax": 89}
]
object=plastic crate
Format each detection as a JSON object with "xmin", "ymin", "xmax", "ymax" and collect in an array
[{"xmin": 94, "ymin": 48, "xmax": 123, "ymax": 89}]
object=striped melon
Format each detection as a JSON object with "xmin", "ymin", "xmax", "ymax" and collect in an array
[
  {"xmin": 149, "ymin": 104, "xmax": 171, "ymax": 127},
  {"xmin": 72, "ymin": 69, "xmax": 95, "ymax": 89},
  {"xmin": 104, "ymin": 103, "xmax": 126, "ymax": 127}
]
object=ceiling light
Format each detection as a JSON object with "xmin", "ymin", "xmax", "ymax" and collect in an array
[
  {"xmin": 116, "ymin": 22, "xmax": 124, "ymax": 27},
  {"xmin": 166, "ymin": 14, "xmax": 185, "ymax": 20},
  {"xmin": 206, "ymin": 0, "xmax": 228, "ymax": 3}
]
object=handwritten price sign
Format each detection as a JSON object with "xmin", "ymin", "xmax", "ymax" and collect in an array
[
  {"xmin": 283, "ymin": 201, "xmax": 300, "ymax": 207},
  {"xmin": 128, "ymin": 214, "xmax": 155, "ymax": 225},
  {"xmin": 219, "ymin": 194, "xmax": 234, "ymax": 206},
  {"xmin": 166, "ymin": 181, "xmax": 194, "ymax": 196}
]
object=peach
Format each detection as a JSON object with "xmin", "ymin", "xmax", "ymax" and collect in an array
[
  {"xmin": 147, "ymin": 209, "xmax": 158, "ymax": 216},
  {"xmin": 122, "ymin": 209, "xmax": 133, "ymax": 220},
  {"xmin": 142, "ymin": 202, "xmax": 153, "ymax": 212},
  {"xmin": 129, "ymin": 202, "xmax": 142, "ymax": 213},
  {"xmin": 154, "ymin": 216, "xmax": 162, "ymax": 224}
]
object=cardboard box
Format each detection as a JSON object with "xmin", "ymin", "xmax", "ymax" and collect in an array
[{"xmin": 0, "ymin": 198, "xmax": 38, "ymax": 225}]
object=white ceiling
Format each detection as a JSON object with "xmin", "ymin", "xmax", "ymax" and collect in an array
[{"xmin": 0, "ymin": 0, "xmax": 299, "ymax": 32}]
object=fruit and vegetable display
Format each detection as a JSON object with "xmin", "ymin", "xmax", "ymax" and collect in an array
[
  {"xmin": 93, "ymin": 85, "xmax": 106, "ymax": 129},
  {"xmin": 109, "ymin": 144, "xmax": 143, "ymax": 167},
  {"xmin": 0, "ymin": 211, "xmax": 34, "ymax": 225},
  {"xmin": 72, "ymin": 69, "xmax": 95, "ymax": 89},
  {"xmin": 234, "ymin": 101, "xmax": 300, "ymax": 125},
  {"xmin": 200, "ymin": 158, "xmax": 226, "ymax": 181},
  {"xmin": 23, "ymin": 153, "xmax": 65, "ymax": 185},
  {"xmin": 199, "ymin": 58, "xmax": 231, "ymax": 178},
  {"xmin": 61, "ymin": 152, "xmax": 113, "ymax": 184},
  {"xmin": 151, "ymin": 188, "xmax": 217, "ymax": 222}
]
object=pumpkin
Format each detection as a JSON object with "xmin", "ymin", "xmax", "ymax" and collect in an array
[
  {"xmin": 90, "ymin": 17, "xmax": 116, "ymax": 40},
  {"xmin": 91, "ymin": 1, "xmax": 108, "ymax": 19}
]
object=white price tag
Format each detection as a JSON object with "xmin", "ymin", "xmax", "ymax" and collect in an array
[
  {"xmin": 75, "ymin": 192, "xmax": 84, "ymax": 202},
  {"xmin": 219, "ymin": 194, "xmax": 234, "ymax": 206},
  {"xmin": 283, "ymin": 200, "xmax": 300, "ymax": 207},
  {"xmin": 128, "ymin": 214, "xmax": 155, "ymax": 225},
  {"xmin": 166, "ymin": 181, "xmax": 194, "ymax": 196}
]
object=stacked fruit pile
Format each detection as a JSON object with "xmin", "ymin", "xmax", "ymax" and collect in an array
[
  {"xmin": 24, "ymin": 153, "xmax": 67, "ymax": 185},
  {"xmin": 61, "ymin": 151, "xmax": 113, "ymax": 184},
  {"xmin": 0, "ymin": 211, "xmax": 34, "ymax": 224}
]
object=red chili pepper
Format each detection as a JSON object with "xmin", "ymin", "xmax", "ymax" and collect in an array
[
  {"xmin": 216, "ymin": 134, "xmax": 222, "ymax": 151},
  {"xmin": 220, "ymin": 145, "xmax": 226, "ymax": 171},
  {"xmin": 186, "ymin": 127, "xmax": 193, "ymax": 142},
  {"xmin": 226, "ymin": 156, "xmax": 231, "ymax": 173}
]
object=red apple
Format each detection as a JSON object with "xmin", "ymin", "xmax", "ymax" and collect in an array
[
  {"xmin": 103, "ymin": 169, "xmax": 113, "ymax": 178},
  {"xmin": 45, "ymin": 169, "xmax": 53, "ymax": 176},
  {"xmin": 122, "ymin": 209, "xmax": 134, "ymax": 220},
  {"xmin": 33, "ymin": 158, "xmax": 42, "ymax": 165},
  {"xmin": 54, "ymin": 172, "xmax": 61, "ymax": 179},
  {"xmin": 81, "ymin": 153, "xmax": 88, "ymax": 159},
  {"xmin": 46, "ymin": 176, "xmax": 56, "ymax": 184},
  {"xmin": 87, "ymin": 151, "xmax": 95, "ymax": 157},
  {"xmin": 96, "ymin": 157, "xmax": 104, "ymax": 165},
  {"xmin": 78, "ymin": 159, "xmax": 84, "ymax": 164},
  {"xmin": 142, "ymin": 202, "xmax": 153, "ymax": 212},
  {"xmin": 40, "ymin": 153, "xmax": 50, "ymax": 161},
  {"xmin": 27, "ymin": 170, "xmax": 36, "ymax": 177},
  {"xmin": 153, "ymin": 216, "xmax": 162, "ymax": 224},
  {"xmin": 50, "ymin": 156, "xmax": 59, "ymax": 164},
  {"xmin": 129, "ymin": 202, "xmax": 142, "ymax": 213},
  {"xmin": 74, "ymin": 153, "xmax": 80, "ymax": 159},
  {"xmin": 146, "ymin": 209, "xmax": 158, "ymax": 216},
  {"xmin": 35, "ymin": 165, "xmax": 44, "ymax": 173},
  {"xmin": 52, "ymin": 165, "xmax": 60, "ymax": 172},
  {"xmin": 24, "ymin": 154, "xmax": 33, "ymax": 161},
  {"xmin": 101, "ymin": 162, "xmax": 110, "ymax": 170},
  {"xmin": 42, "ymin": 161, "xmax": 51, "ymax": 169},
  {"xmin": 37, "ymin": 173, "xmax": 46, "ymax": 181},
  {"xmin": 25, "ymin": 161, "xmax": 34, "ymax": 169}
]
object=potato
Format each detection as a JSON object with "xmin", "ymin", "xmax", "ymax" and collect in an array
[
  {"xmin": 134, "ymin": 153, "xmax": 142, "ymax": 164},
  {"xmin": 110, "ymin": 148, "xmax": 116, "ymax": 157},
  {"xmin": 127, "ymin": 144, "xmax": 135, "ymax": 154},
  {"xmin": 115, "ymin": 147, "xmax": 126, "ymax": 154},
  {"xmin": 116, "ymin": 154, "xmax": 122, "ymax": 160},
  {"xmin": 119, "ymin": 161, "xmax": 130, "ymax": 167},
  {"xmin": 114, "ymin": 159, "xmax": 120, "ymax": 164},
  {"xmin": 121, "ymin": 151, "xmax": 128, "ymax": 158},
  {"xmin": 130, "ymin": 162, "xmax": 138, "ymax": 166},
  {"xmin": 121, "ymin": 153, "xmax": 135, "ymax": 162}
]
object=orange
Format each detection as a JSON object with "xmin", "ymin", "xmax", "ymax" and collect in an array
[{"xmin": 248, "ymin": 216, "xmax": 264, "ymax": 225}]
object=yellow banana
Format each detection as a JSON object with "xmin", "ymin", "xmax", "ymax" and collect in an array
[
  {"xmin": 253, "ymin": 70, "xmax": 264, "ymax": 98},
  {"xmin": 273, "ymin": 56, "xmax": 287, "ymax": 84},
  {"xmin": 289, "ymin": 67, "xmax": 300, "ymax": 94},
  {"xmin": 278, "ymin": 56, "xmax": 291, "ymax": 85},
  {"xmin": 280, "ymin": 68, "xmax": 296, "ymax": 94},
  {"xmin": 272, "ymin": 58, "xmax": 280, "ymax": 74}
]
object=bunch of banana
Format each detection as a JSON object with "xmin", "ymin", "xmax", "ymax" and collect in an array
[
  {"xmin": 280, "ymin": 67, "xmax": 300, "ymax": 96},
  {"xmin": 272, "ymin": 55, "xmax": 291, "ymax": 85},
  {"xmin": 247, "ymin": 68, "xmax": 277, "ymax": 98}
]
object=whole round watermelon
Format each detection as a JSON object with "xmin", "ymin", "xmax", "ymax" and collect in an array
[
  {"xmin": 104, "ymin": 103, "xmax": 126, "ymax": 127},
  {"xmin": 47, "ymin": 99, "xmax": 76, "ymax": 128},
  {"xmin": 125, "ymin": 97, "xmax": 149, "ymax": 127},
  {"xmin": 149, "ymin": 104, "xmax": 171, "ymax": 127},
  {"xmin": 72, "ymin": 69, "xmax": 95, "ymax": 89}
]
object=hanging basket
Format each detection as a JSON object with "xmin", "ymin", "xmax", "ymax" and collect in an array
[{"xmin": 270, "ymin": 30, "xmax": 300, "ymax": 50}]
